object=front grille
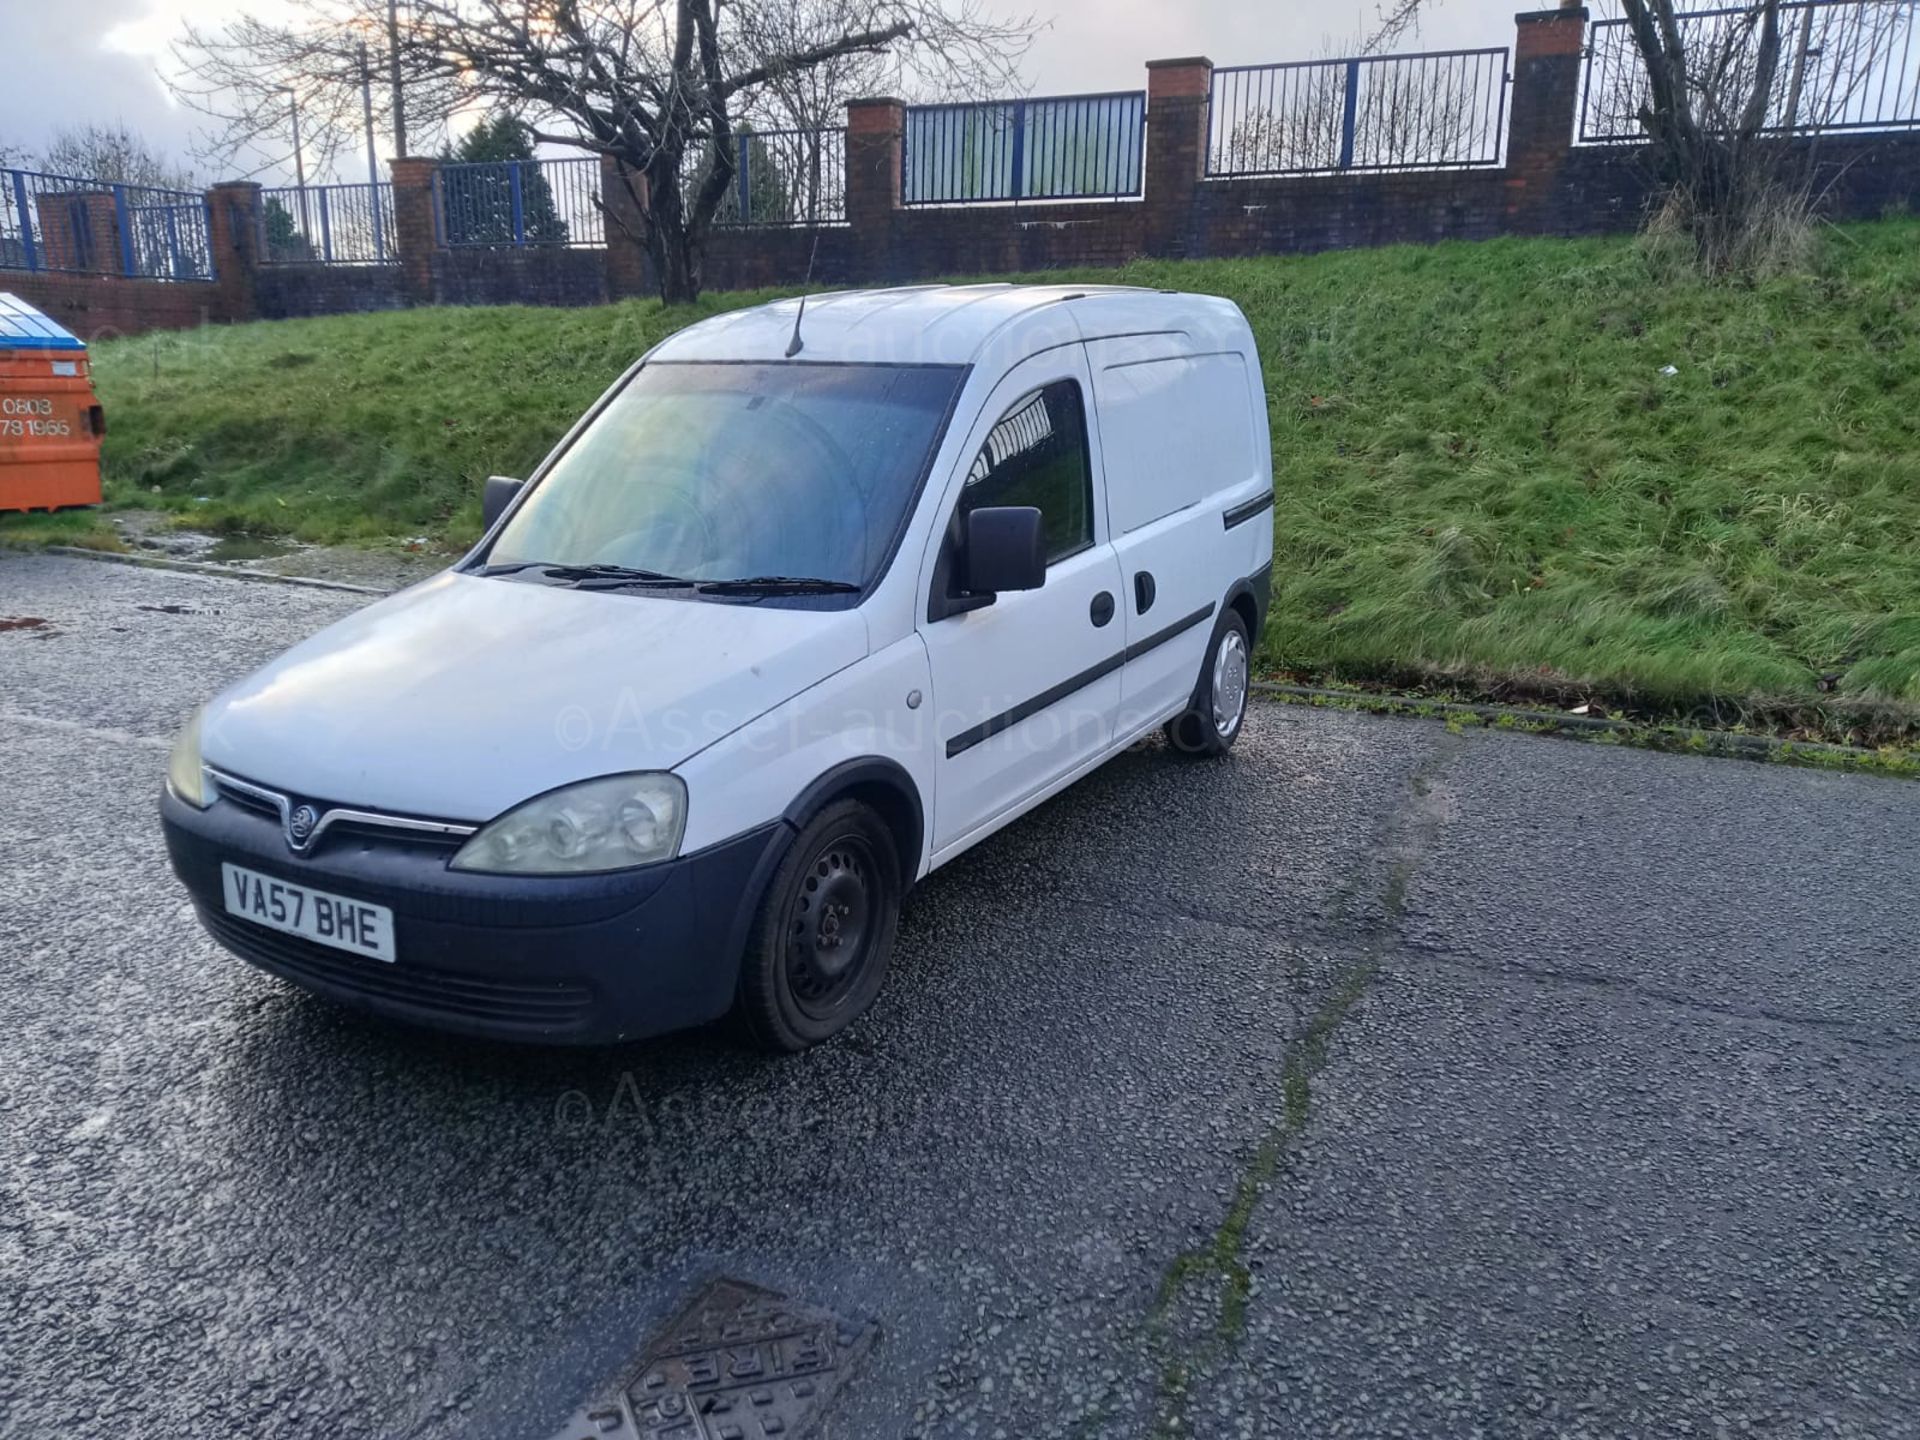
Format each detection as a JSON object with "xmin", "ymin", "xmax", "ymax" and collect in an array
[
  {"xmin": 326, "ymin": 818, "xmax": 468, "ymax": 852},
  {"xmin": 201, "ymin": 908, "xmax": 595, "ymax": 1036},
  {"xmin": 206, "ymin": 768, "xmax": 477, "ymax": 856},
  {"xmin": 219, "ymin": 784, "xmax": 280, "ymax": 820}
]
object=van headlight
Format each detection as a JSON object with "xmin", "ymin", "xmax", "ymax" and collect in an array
[
  {"xmin": 167, "ymin": 707, "xmax": 213, "ymax": 809},
  {"xmin": 450, "ymin": 773, "xmax": 687, "ymax": 875}
]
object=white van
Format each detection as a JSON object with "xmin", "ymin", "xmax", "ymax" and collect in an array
[{"xmin": 161, "ymin": 285, "xmax": 1275, "ymax": 1050}]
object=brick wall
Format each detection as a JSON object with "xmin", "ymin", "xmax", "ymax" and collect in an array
[
  {"xmin": 0, "ymin": 271, "xmax": 225, "ymax": 344},
  {"xmin": 1192, "ymin": 169, "xmax": 1510, "ymax": 257},
  {"xmin": 705, "ymin": 226, "xmax": 861, "ymax": 292},
  {"xmin": 256, "ymin": 263, "xmax": 409, "ymax": 320},
  {"xmin": 430, "ymin": 246, "xmax": 610, "ymax": 308},
  {"xmin": 7, "ymin": 5, "xmax": 1920, "ymax": 337}
]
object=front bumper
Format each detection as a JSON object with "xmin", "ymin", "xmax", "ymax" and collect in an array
[{"xmin": 160, "ymin": 788, "xmax": 790, "ymax": 1045}]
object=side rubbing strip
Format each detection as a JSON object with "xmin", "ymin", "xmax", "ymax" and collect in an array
[
  {"xmin": 1124, "ymin": 602, "xmax": 1215, "ymax": 663},
  {"xmin": 944, "ymin": 602, "xmax": 1218, "ymax": 760},
  {"xmin": 1223, "ymin": 492, "xmax": 1276, "ymax": 530},
  {"xmin": 945, "ymin": 653, "xmax": 1125, "ymax": 759}
]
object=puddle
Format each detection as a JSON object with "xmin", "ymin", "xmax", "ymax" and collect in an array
[
  {"xmin": 99, "ymin": 510, "xmax": 451, "ymax": 594},
  {"xmin": 203, "ymin": 535, "xmax": 296, "ymax": 564}
]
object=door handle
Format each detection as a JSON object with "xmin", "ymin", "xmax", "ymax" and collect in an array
[
  {"xmin": 1134, "ymin": 572, "xmax": 1157, "ymax": 615},
  {"xmin": 1090, "ymin": 591, "xmax": 1116, "ymax": 628}
]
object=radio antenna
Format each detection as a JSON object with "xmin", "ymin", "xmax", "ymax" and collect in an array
[{"xmin": 785, "ymin": 232, "xmax": 821, "ymax": 358}]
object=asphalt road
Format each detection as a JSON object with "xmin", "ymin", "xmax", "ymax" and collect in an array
[{"xmin": 2, "ymin": 551, "xmax": 1915, "ymax": 1439}]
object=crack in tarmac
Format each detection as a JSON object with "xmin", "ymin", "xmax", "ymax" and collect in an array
[
  {"xmin": 1401, "ymin": 943, "xmax": 1920, "ymax": 1056},
  {"xmin": 1143, "ymin": 732, "xmax": 1466, "ymax": 1436}
]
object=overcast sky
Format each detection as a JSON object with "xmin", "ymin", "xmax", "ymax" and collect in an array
[{"xmin": 0, "ymin": 0, "xmax": 1519, "ymax": 184}]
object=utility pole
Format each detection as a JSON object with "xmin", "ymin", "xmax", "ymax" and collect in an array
[
  {"xmin": 283, "ymin": 85, "xmax": 310, "ymax": 240},
  {"xmin": 387, "ymin": 0, "xmax": 408, "ymax": 157},
  {"xmin": 361, "ymin": 40, "xmax": 388, "ymax": 262},
  {"xmin": 360, "ymin": 42, "xmax": 380, "ymax": 187}
]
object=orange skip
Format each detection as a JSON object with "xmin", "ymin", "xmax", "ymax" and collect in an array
[{"xmin": 0, "ymin": 293, "xmax": 104, "ymax": 513}]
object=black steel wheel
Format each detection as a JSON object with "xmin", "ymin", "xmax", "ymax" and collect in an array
[
  {"xmin": 784, "ymin": 835, "xmax": 879, "ymax": 1020},
  {"xmin": 737, "ymin": 799, "xmax": 902, "ymax": 1052}
]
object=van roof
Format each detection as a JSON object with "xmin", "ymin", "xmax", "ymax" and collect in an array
[{"xmin": 648, "ymin": 283, "xmax": 1240, "ymax": 368}]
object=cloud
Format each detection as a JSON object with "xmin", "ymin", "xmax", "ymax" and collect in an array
[
  {"xmin": 1026, "ymin": 0, "xmax": 1517, "ymax": 94},
  {"xmin": 0, "ymin": 1, "xmax": 200, "ymax": 172}
]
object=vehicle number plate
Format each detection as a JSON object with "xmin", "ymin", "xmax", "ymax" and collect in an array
[{"xmin": 221, "ymin": 863, "xmax": 395, "ymax": 963}]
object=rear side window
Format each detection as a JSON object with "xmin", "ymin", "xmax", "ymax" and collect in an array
[{"xmin": 960, "ymin": 381, "xmax": 1093, "ymax": 565}]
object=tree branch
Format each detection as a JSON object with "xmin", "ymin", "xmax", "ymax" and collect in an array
[{"xmin": 720, "ymin": 20, "xmax": 914, "ymax": 98}]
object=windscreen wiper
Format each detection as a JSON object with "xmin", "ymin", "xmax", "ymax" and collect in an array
[
  {"xmin": 477, "ymin": 560, "xmax": 557, "ymax": 576},
  {"xmin": 483, "ymin": 562, "xmax": 693, "ymax": 588},
  {"xmin": 696, "ymin": 575, "xmax": 863, "ymax": 596}
]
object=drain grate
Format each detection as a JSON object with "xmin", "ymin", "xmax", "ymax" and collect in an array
[{"xmin": 546, "ymin": 1278, "xmax": 877, "ymax": 1440}]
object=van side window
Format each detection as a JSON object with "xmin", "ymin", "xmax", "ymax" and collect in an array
[{"xmin": 960, "ymin": 381, "xmax": 1093, "ymax": 565}]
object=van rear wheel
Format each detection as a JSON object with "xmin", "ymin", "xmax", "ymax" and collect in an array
[
  {"xmin": 736, "ymin": 798, "xmax": 901, "ymax": 1053},
  {"xmin": 1167, "ymin": 610, "xmax": 1251, "ymax": 757}
]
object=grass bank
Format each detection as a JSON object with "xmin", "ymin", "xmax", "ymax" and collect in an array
[{"xmin": 18, "ymin": 219, "xmax": 1920, "ymax": 738}]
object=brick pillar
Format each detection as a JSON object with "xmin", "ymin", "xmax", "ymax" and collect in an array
[
  {"xmin": 1144, "ymin": 57, "xmax": 1213, "ymax": 259},
  {"xmin": 846, "ymin": 97, "xmax": 904, "ymax": 280},
  {"xmin": 600, "ymin": 153, "xmax": 653, "ymax": 299},
  {"xmin": 1506, "ymin": 6, "xmax": 1587, "ymax": 227},
  {"xmin": 206, "ymin": 181, "xmax": 262, "ymax": 323},
  {"xmin": 388, "ymin": 156, "xmax": 439, "ymax": 305}
]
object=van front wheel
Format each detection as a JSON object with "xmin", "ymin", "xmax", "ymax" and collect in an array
[
  {"xmin": 1166, "ymin": 610, "xmax": 1251, "ymax": 757},
  {"xmin": 736, "ymin": 798, "xmax": 902, "ymax": 1052}
]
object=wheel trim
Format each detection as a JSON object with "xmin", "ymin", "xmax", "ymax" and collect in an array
[
  {"xmin": 1212, "ymin": 629, "xmax": 1250, "ymax": 739},
  {"xmin": 784, "ymin": 835, "xmax": 879, "ymax": 1021}
]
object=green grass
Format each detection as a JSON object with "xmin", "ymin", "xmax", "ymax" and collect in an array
[
  {"xmin": 50, "ymin": 218, "xmax": 1920, "ymax": 733},
  {"xmin": 0, "ymin": 507, "xmax": 123, "ymax": 550}
]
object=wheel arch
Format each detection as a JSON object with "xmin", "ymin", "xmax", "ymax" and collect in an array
[
  {"xmin": 782, "ymin": 757, "xmax": 926, "ymax": 885},
  {"xmin": 1222, "ymin": 559, "xmax": 1272, "ymax": 648}
]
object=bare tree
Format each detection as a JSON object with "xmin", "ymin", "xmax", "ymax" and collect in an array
[
  {"xmin": 38, "ymin": 122, "xmax": 198, "ymax": 191},
  {"xmin": 172, "ymin": 0, "xmax": 1034, "ymax": 302},
  {"xmin": 735, "ymin": 0, "xmax": 1016, "ymax": 127},
  {"xmin": 1222, "ymin": 63, "xmax": 1349, "ymax": 175},
  {"xmin": 172, "ymin": 11, "xmax": 463, "ymax": 182},
  {"xmin": 1371, "ymin": 0, "xmax": 1920, "ymax": 272}
]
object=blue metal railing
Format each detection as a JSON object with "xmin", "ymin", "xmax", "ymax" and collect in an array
[
  {"xmin": 1206, "ymin": 48, "xmax": 1511, "ymax": 177},
  {"xmin": 259, "ymin": 182, "xmax": 397, "ymax": 264},
  {"xmin": 1581, "ymin": 0, "xmax": 1920, "ymax": 143},
  {"xmin": 904, "ymin": 91, "xmax": 1146, "ymax": 205},
  {"xmin": 684, "ymin": 127, "xmax": 848, "ymax": 226},
  {"xmin": 436, "ymin": 157, "xmax": 604, "ymax": 248},
  {"xmin": 0, "ymin": 167, "xmax": 214, "ymax": 280}
]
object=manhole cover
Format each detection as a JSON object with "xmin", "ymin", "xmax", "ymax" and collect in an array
[{"xmin": 545, "ymin": 1278, "xmax": 876, "ymax": 1440}]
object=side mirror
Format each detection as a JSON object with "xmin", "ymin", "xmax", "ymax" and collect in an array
[
  {"xmin": 483, "ymin": 475, "xmax": 524, "ymax": 530},
  {"xmin": 963, "ymin": 505, "xmax": 1046, "ymax": 595}
]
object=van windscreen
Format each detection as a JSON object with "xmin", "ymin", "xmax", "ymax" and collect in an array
[{"xmin": 485, "ymin": 361, "xmax": 966, "ymax": 591}]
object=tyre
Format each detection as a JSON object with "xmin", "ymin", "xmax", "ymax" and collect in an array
[
  {"xmin": 1165, "ymin": 609, "xmax": 1251, "ymax": 757},
  {"xmin": 735, "ymin": 798, "xmax": 902, "ymax": 1052}
]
